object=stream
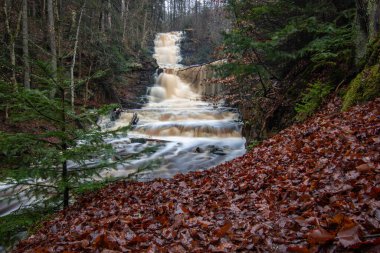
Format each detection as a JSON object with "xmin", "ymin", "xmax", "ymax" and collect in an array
[
  {"xmin": 99, "ymin": 31, "xmax": 246, "ymax": 180},
  {"xmin": 0, "ymin": 32, "xmax": 246, "ymax": 218}
]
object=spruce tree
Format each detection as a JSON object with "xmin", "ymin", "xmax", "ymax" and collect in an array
[{"xmin": 0, "ymin": 61, "xmax": 117, "ymax": 214}]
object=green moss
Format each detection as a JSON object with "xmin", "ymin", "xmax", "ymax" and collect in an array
[
  {"xmin": 342, "ymin": 64, "xmax": 380, "ymax": 110},
  {"xmin": 367, "ymin": 38, "xmax": 380, "ymax": 65}
]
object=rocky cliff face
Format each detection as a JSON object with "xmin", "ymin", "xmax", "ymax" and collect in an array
[
  {"xmin": 368, "ymin": 0, "xmax": 380, "ymax": 37},
  {"xmin": 89, "ymin": 55, "xmax": 158, "ymax": 109},
  {"xmin": 180, "ymin": 29, "xmax": 219, "ymax": 66},
  {"xmin": 117, "ymin": 59, "xmax": 158, "ymax": 109},
  {"xmin": 175, "ymin": 60, "xmax": 227, "ymax": 97}
]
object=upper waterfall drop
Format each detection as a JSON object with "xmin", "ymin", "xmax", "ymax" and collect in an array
[
  {"xmin": 149, "ymin": 32, "xmax": 201, "ymax": 103},
  {"xmin": 153, "ymin": 32, "xmax": 183, "ymax": 68}
]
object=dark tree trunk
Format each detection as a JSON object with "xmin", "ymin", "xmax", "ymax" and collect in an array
[{"xmin": 22, "ymin": 0, "xmax": 31, "ymax": 89}]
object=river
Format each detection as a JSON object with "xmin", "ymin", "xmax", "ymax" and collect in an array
[
  {"xmin": 0, "ymin": 31, "xmax": 245, "ymax": 218},
  {"xmin": 99, "ymin": 31, "xmax": 246, "ymax": 180}
]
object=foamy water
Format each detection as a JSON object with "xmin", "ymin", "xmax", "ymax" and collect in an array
[
  {"xmin": 0, "ymin": 32, "xmax": 246, "ymax": 217},
  {"xmin": 100, "ymin": 31, "xmax": 245, "ymax": 180}
]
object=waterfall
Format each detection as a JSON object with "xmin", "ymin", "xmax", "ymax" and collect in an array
[{"xmin": 100, "ymin": 31, "xmax": 246, "ymax": 179}]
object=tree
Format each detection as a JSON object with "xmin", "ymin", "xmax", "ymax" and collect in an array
[
  {"xmin": 3, "ymin": 0, "xmax": 22, "ymax": 90},
  {"xmin": 22, "ymin": 0, "xmax": 31, "ymax": 89},
  {"xmin": 217, "ymin": 0, "xmax": 356, "ymax": 140},
  {"xmin": 47, "ymin": 0, "xmax": 57, "ymax": 97},
  {"xmin": 0, "ymin": 62, "xmax": 118, "ymax": 210},
  {"xmin": 70, "ymin": 1, "xmax": 86, "ymax": 109}
]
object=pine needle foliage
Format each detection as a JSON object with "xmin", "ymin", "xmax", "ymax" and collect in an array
[
  {"xmin": 0, "ymin": 63, "xmax": 118, "ymax": 214},
  {"xmin": 223, "ymin": 0, "xmax": 355, "ymax": 80},
  {"xmin": 0, "ymin": 59, "xmax": 130, "ymax": 249},
  {"xmin": 217, "ymin": 0, "xmax": 356, "ymax": 139}
]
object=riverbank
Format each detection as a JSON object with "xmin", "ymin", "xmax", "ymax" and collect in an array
[{"xmin": 13, "ymin": 98, "xmax": 380, "ymax": 252}]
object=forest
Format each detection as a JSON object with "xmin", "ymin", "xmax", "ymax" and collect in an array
[{"xmin": 0, "ymin": 0, "xmax": 379, "ymax": 252}]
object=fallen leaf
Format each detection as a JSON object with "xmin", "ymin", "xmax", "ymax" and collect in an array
[
  {"xmin": 287, "ymin": 246, "xmax": 310, "ymax": 253},
  {"xmin": 215, "ymin": 221, "xmax": 232, "ymax": 238},
  {"xmin": 307, "ymin": 228, "xmax": 335, "ymax": 245},
  {"xmin": 356, "ymin": 164, "xmax": 371, "ymax": 172},
  {"xmin": 337, "ymin": 225, "xmax": 361, "ymax": 248}
]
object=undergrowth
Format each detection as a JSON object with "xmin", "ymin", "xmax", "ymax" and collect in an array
[
  {"xmin": 295, "ymin": 82, "xmax": 333, "ymax": 121},
  {"xmin": 0, "ymin": 205, "xmax": 57, "ymax": 251}
]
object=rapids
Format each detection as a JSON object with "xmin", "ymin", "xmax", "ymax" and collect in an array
[
  {"xmin": 0, "ymin": 32, "xmax": 246, "ymax": 217},
  {"xmin": 100, "ymin": 31, "xmax": 246, "ymax": 180}
]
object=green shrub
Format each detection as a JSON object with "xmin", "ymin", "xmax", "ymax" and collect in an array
[
  {"xmin": 247, "ymin": 139, "xmax": 262, "ymax": 151},
  {"xmin": 295, "ymin": 82, "xmax": 333, "ymax": 121}
]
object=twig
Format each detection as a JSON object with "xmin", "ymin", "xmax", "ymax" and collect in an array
[
  {"xmin": 363, "ymin": 234, "xmax": 380, "ymax": 239},
  {"xmin": 24, "ymin": 98, "xmax": 64, "ymax": 124}
]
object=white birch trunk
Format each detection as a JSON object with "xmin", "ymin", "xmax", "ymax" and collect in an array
[
  {"xmin": 107, "ymin": 0, "xmax": 112, "ymax": 29},
  {"xmin": 122, "ymin": 0, "xmax": 129, "ymax": 43},
  {"xmin": 70, "ymin": 3, "xmax": 85, "ymax": 109},
  {"xmin": 4, "ymin": 1, "xmax": 22, "ymax": 90}
]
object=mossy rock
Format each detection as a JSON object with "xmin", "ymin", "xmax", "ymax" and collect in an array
[
  {"xmin": 342, "ymin": 64, "xmax": 380, "ymax": 110},
  {"xmin": 128, "ymin": 62, "xmax": 143, "ymax": 70}
]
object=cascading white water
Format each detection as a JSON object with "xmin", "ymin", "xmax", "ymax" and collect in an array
[
  {"xmin": 149, "ymin": 32, "xmax": 199, "ymax": 103},
  {"xmin": 0, "ymin": 32, "xmax": 246, "ymax": 218},
  {"xmin": 100, "ymin": 32, "xmax": 246, "ymax": 179},
  {"xmin": 153, "ymin": 32, "xmax": 183, "ymax": 68}
]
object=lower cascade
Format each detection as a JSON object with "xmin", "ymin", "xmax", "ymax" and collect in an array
[{"xmin": 101, "ymin": 31, "xmax": 246, "ymax": 180}]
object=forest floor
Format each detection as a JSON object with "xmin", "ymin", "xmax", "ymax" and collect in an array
[{"xmin": 14, "ymin": 98, "xmax": 380, "ymax": 253}]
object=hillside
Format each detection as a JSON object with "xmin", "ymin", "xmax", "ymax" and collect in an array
[{"xmin": 14, "ymin": 99, "xmax": 380, "ymax": 253}]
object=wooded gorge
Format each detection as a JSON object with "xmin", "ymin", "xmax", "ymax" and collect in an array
[
  {"xmin": 0, "ymin": 0, "xmax": 226, "ymax": 107},
  {"xmin": 0, "ymin": 0, "xmax": 379, "ymax": 252},
  {"xmin": 214, "ymin": 0, "xmax": 380, "ymax": 143},
  {"xmin": 0, "ymin": 0, "xmax": 230, "ymax": 250}
]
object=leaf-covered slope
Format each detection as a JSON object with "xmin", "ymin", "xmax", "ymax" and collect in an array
[{"xmin": 14, "ymin": 99, "xmax": 380, "ymax": 252}]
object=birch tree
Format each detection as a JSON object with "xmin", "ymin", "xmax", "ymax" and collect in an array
[
  {"xmin": 121, "ymin": 0, "xmax": 130, "ymax": 43},
  {"xmin": 3, "ymin": 0, "xmax": 22, "ymax": 90},
  {"xmin": 70, "ymin": 2, "xmax": 86, "ymax": 109}
]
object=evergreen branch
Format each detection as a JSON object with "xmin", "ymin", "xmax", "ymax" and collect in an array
[
  {"xmin": 251, "ymin": 48, "xmax": 280, "ymax": 80},
  {"xmin": 23, "ymin": 97, "xmax": 64, "ymax": 125},
  {"xmin": 28, "ymin": 136, "xmax": 61, "ymax": 148},
  {"xmin": 29, "ymin": 39, "xmax": 52, "ymax": 56},
  {"xmin": 5, "ymin": 182, "xmax": 58, "ymax": 189},
  {"xmin": 257, "ymin": 69, "xmax": 268, "ymax": 97},
  {"xmin": 67, "ymin": 162, "xmax": 116, "ymax": 175}
]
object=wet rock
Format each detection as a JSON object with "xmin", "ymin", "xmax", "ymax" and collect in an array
[
  {"xmin": 194, "ymin": 147, "xmax": 204, "ymax": 153},
  {"xmin": 207, "ymin": 145, "xmax": 226, "ymax": 156},
  {"xmin": 129, "ymin": 113, "xmax": 139, "ymax": 127},
  {"xmin": 131, "ymin": 138, "xmax": 147, "ymax": 144},
  {"xmin": 212, "ymin": 150, "xmax": 227, "ymax": 156},
  {"xmin": 157, "ymin": 68, "xmax": 164, "ymax": 75},
  {"xmin": 105, "ymin": 121, "xmax": 115, "ymax": 128}
]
